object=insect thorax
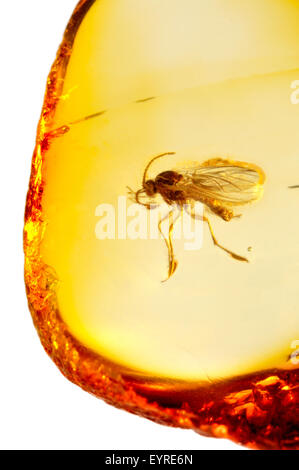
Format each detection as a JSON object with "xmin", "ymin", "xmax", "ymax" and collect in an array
[{"xmin": 154, "ymin": 171, "xmax": 182, "ymax": 186}]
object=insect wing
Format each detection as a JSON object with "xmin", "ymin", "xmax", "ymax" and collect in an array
[{"xmin": 177, "ymin": 161, "xmax": 265, "ymax": 206}]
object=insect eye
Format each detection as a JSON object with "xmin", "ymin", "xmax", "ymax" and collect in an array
[{"xmin": 145, "ymin": 180, "xmax": 156, "ymax": 195}]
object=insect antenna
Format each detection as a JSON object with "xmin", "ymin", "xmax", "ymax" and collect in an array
[
  {"xmin": 126, "ymin": 186, "xmax": 137, "ymax": 203},
  {"xmin": 142, "ymin": 152, "xmax": 176, "ymax": 186}
]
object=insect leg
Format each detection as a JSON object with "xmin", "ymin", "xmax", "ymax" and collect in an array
[
  {"xmin": 185, "ymin": 205, "xmax": 248, "ymax": 263},
  {"xmin": 158, "ymin": 207, "xmax": 181, "ymax": 281},
  {"xmin": 203, "ymin": 216, "xmax": 249, "ymax": 263}
]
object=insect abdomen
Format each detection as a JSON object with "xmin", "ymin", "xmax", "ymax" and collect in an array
[{"xmin": 206, "ymin": 199, "xmax": 234, "ymax": 221}]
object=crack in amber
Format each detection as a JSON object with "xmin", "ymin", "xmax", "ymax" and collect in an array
[{"xmin": 24, "ymin": 0, "xmax": 299, "ymax": 449}]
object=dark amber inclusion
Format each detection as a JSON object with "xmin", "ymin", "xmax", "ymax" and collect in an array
[{"xmin": 24, "ymin": 0, "xmax": 299, "ymax": 449}]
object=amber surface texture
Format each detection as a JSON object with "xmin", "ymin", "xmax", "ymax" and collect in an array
[{"xmin": 24, "ymin": 0, "xmax": 299, "ymax": 449}]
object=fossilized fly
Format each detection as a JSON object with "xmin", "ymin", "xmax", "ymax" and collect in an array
[{"xmin": 128, "ymin": 152, "xmax": 265, "ymax": 280}]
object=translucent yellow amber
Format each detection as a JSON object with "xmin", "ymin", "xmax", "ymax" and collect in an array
[{"xmin": 25, "ymin": 0, "xmax": 299, "ymax": 449}]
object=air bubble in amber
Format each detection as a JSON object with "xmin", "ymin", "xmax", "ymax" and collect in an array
[{"xmin": 24, "ymin": 0, "xmax": 299, "ymax": 449}]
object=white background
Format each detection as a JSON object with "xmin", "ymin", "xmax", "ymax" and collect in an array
[{"xmin": 0, "ymin": 1, "xmax": 239, "ymax": 450}]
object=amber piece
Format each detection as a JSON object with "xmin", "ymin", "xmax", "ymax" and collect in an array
[{"xmin": 24, "ymin": 0, "xmax": 299, "ymax": 449}]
